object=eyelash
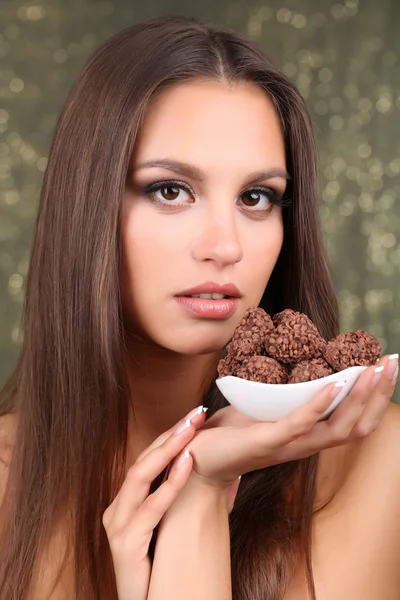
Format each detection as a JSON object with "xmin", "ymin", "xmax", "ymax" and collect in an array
[{"xmin": 141, "ymin": 179, "xmax": 291, "ymax": 214}]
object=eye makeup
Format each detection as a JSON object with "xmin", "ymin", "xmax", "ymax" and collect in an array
[{"xmin": 134, "ymin": 178, "xmax": 291, "ymax": 215}]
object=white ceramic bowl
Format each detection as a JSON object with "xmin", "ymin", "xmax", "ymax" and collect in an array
[{"xmin": 216, "ymin": 365, "xmax": 367, "ymax": 421}]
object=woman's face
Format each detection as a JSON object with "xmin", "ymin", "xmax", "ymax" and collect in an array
[{"xmin": 121, "ymin": 79, "xmax": 287, "ymax": 355}]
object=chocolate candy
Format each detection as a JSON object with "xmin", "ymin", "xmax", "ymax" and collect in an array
[
  {"xmin": 324, "ymin": 330, "xmax": 381, "ymax": 371},
  {"xmin": 288, "ymin": 357, "xmax": 334, "ymax": 383},
  {"xmin": 217, "ymin": 306, "xmax": 382, "ymax": 385},
  {"xmin": 265, "ymin": 309, "xmax": 326, "ymax": 364},
  {"xmin": 217, "ymin": 353, "xmax": 242, "ymax": 378},
  {"xmin": 226, "ymin": 307, "xmax": 274, "ymax": 360},
  {"xmin": 237, "ymin": 355, "xmax": 288, "ymax": 384}
]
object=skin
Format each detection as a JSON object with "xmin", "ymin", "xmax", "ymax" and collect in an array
[{"xmin": 120, "ymin": 78, "xmax": 287, "ymax": 460}]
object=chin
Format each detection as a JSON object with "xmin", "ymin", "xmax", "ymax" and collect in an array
[
  {"xmin": 161, "ymin": 329, "xmax": 232, "ymax": 356},
  {"xmin": 167, "ymin": 339, "xmax": 227, "ymax": 356}
]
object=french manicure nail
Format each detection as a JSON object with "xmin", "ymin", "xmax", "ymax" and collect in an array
[
  {"xmin": 331, "ymin": 381, "xmax": 346, "ymax": 398},
  {"xmin": 386, "ymin": 354, "xmax": 399, "ymax": 380},
  {"xmin": 176, "ymin": 449, "xmax": 191, "ymax": 469},
  {"xmin": 174, "ymin": 419, "xmax": 191, "ymax": 435},
  {"xmin": 370, "ymin": 365, "xmax": 384, "ymax": 389},
  {"xmin": 186, "ymin": 405, "xmax": 204, "ymax": 419}
]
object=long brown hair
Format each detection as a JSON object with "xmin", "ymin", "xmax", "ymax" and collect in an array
[{"xmin": 0, "ymin": 16, "xmax": 339, "ymax": 599}]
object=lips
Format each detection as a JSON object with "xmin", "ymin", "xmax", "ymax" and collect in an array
[
  {"xmin": 175, "ymin": 281, "xmax": 242, "ymax": 319},
  {"xmin": 176, "ymin": 281, "xmax": 242, "ymax": 299}
]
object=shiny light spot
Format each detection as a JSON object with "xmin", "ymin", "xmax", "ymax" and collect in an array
[
  {"xmin": 4, "ymin": 191, "xmax": 19, "ymax": 205},
  {"xmin": 346, "ymin": 166, "xmax": 360, "ymax": 180},
  {"xmin": 318, "ymin": 67, "xmax": 333, "ymax": 83},
  {"xmin": 358, "ymin": 97, "xmax": 373, "ymax": 111},
  {"xmin": 292, "ymin": 14, "xmax": 307, "ymax": 28},
  {"xmin": 357, "ymin": 143, "xmax": 372, "ymax": 158},
  {"xmin": 53, "ymin": 48, "xmax": 68, "ymax": 64},
  {"xmin": 27, "ymin": 6, "xmax": 46, "ymax": 21},
  {"xmin": 8, "ymin": 273, "xmax": 23, "ymax": 289},
  {"xmin": 282, "ymin": 62, "xmax": 297, "ymax": 77},
  {"xmin": 37, "ymin": 157, "xmax": 48, "ymax": 171},
  {"xmin": 10, "ymin": 78, "xmax": 24, "ymax": 93},
  {"xmin": 358, "ymin": 193, "xmax": 374, "ymax": 211},
  {"xmin": 381, "ymin": 233, "xmax": 396, "ymax": 248},
  {"xmin": 276, "ymin": 8, "xmax": 292, "ymax": 23},
  {"xmin": 376, "ymin": 96, "xmax": 393, "ymax": 113},
  {"xmin": 343, "ymin": 83, "xmax": 358, "ymax": 98}
]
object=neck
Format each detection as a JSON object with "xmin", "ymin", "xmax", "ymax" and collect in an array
[{"xmin": 124, "ymin": 336, "xmax": 220, "ymax": 467}]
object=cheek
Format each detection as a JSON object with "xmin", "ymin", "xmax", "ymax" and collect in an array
[
  {"xmin": 120, "ymin": 206, "xmax": 187, "ymax": 303},
  {"xmin": 242, "ymin": 217, "xmax": 284, "ymax": 295}
]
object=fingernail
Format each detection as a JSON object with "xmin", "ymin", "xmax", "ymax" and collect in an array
[
  {"xmin": 174, "ymin": 419, "xmax": 192, "ymax": 435},
  {"xmin": 176, "ymin": 449, "xmax": 191, "ymax": 469},
  {"xmin": 392, "ymin": 364, "xmax": 399, "ymax": 385},
  {"xmin": 331, "ymin": 381, "xmax": 346, "ymax": 398},
  {"xmin": 187, "ymin": 405, "xmax": 207, "ymax": 420},
  {"xmin": 174, "ymin": 406, "xmax": 208, "ymax": 435},
  {"xmin": 370, "ymin": 365, "xmax": 384, "ymax": 389},
  {"xmin": 386, "ymin": 354, "xmax": 399, "ymax": 380}
]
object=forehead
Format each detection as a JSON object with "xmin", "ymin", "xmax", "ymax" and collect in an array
[{"xmin": 132, "ymin": 79, "xmax": 286, "ymax": 171}]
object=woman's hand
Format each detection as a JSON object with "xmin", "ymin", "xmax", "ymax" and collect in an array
[
  {"xmin": 185, "ymin": 354, "xmax": 398, "ymax": 488},
  {"xmin": 101, "ymin": 405, "xmax": 207, "ymax": 600}
]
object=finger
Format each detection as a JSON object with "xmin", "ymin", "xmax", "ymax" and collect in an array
[
  {"xmin": 273, "ymin": 358, "xmax": 398, "ymax": 460},
  {"xmin": 106, "ymin": 453, "xmax": 193, "ymax": 597},
  {"xmin": 255, "ymin": 380, "xmax": 347, "ymax": 451},
  {"xmin": 323, "ymin": 363, "xmax": 381, "ymax": 441},
  {"xmin": 136, "ymin": 405, "xmax": 207, "ymax": 463},
  {"xmin": 103, "ymin": 423, "xmax": 196, "ymax": 531},
  {"xmin": 131, "ymin": 450, "xmax": 193, "ymax": 534},
  {"xmin": 234, "ymin": 380, "xmax": 346, "ymax": 469},
  {"xmin": 352, "ymin": 354, "xmax": 398, "ymax": 437}
]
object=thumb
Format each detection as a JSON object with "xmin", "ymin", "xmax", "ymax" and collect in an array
[{"xmin": 227, "ymin": 476, "xmax": 241, "ymax": 513}]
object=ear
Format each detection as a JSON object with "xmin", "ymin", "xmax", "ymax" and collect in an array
[{"xmin": 227, "ymin": 476, "xmax": 241, "ymax": 513}]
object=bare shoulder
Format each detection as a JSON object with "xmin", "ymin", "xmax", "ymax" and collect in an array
[
  {"xmin": 312, "ymin": 401, "xmax": 400, "ymax": 599},
  {"xmin": 340, "ymin": 400, "xmax": 400, "ymax": 497},
  {"xmin": 316, "ymin": 401, "xmax": 400, "ymax": 503}
]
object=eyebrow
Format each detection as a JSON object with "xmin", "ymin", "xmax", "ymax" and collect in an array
[{"xmin": 134, "ymin": 158, "xmax": 291, "ymax": 186}]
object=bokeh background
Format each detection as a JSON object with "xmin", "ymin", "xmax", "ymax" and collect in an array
[{"xmin": 0, "ymin": 0, "xmax": 399, "ymax": 402}]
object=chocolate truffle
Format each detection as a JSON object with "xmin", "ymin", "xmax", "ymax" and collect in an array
[
  {"xmin": 236, "ymin": 355, "xmax": 288, "ymax": 384},
  {"xmin": 227, "ymin": 306, "xmax": 274, "ymax": 360},
  {"xmin": 288, "ymin": 357, "xmax": 334, "ymax": 383},
  {"xmin": 217, "ymin": 353, "xmax": 241, "ymax": 378},
  {"xmin": 265, "ymin": 309, "xmax": 326, "ymax": 364},
  {"xmin": 324, "ymin": 330, "xmax": 381, "ymax": 371}
]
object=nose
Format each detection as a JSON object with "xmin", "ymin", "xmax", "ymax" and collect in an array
[{"xmin": 191, "ymin": 206, "xmax": 244, "ymax": 268}]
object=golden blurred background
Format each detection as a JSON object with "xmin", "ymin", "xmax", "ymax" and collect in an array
[{"xmin": 0, "ymin": 0, "xmax": 399, "ymax": 402}]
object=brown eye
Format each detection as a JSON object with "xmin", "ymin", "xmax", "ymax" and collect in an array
[
  {"xmin": 160, "ymin": 185, "xmax": 180, "ymax": 201},
  {"xmin": 238, "ymin": 189, "xmax": 272, "ymax": 211},
  {"xmin": 241, "ymin": 191, "xmax": 263, "ymax": 207},
  {"xmin": 144, "ymin": 181, "xmax": 195, "ymax": 207}
]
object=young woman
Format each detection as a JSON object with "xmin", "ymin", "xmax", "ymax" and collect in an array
[{"xmin": 0, "ymin": 15, "xmax": 399, "ymax": 600}]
